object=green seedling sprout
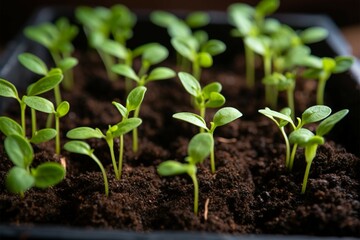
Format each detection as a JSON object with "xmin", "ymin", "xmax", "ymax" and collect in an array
[
  {"xmin": 23, "ymin": 96, "xmax": 70, "ymax": 154},
  {"xmin": 228, "ymin": 0, "xmax": 280, "ymax": 88},
  {"xmin": 177, "ymin": 72, "xmax": 225, "ymax": 125},
  {"xmin": 112, "ymin": 86, "xmax": 146, "ymax": 177},
  {"xmin": 171, "ymin": 36, "xmax": 226, "ymax": 80},
  {"xmin": 173, "ymin": 107, "xmax": 242, "ymax": 173},
  {"xmin": 259, "ymin": 105, "xmax": 334, "ymax": 171},
  {"xmin": 4, "ymin": 134, "xmax": 65, "ymax": 198},
  {"xmin": 24, "ymin": 18, "xmax": 78, "ymax": 90},
  {"xmin": 262, "ymin": 72, "xmax": 296, "ymax": 117},
  {"xmin": 302, "ymin": 56, "xmax": 354, "ymax": 105},
  {"xmin": 157, "ymin": 132, "xmax": 213, "ymax": 214},
  {"xmin": 112, "ymin": 63, "xmax": 175, "ymax": 152},
  {"xmin": 289, "ymin": 109, "xmax": 349, "ymax": 193},
  {"xmin": 64, "ymin": 141, "xmax": 109, "ymax": 196},
  {"xmin": 0, "ymin": 68, "xmax": 63, "ymax": 137},
  {"xmin": 75, "ymin": 5, "xmax": 136, "ymax": 81}
]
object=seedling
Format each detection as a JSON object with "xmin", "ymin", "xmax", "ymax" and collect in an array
[
  {"xmin": 4, "ymin": 134, "xmax": 65, "ymax": 197},
  {"xmin": 289, "ymin": 109, "xmax": 349, "ymax": 193},
  {"xmin": 177, "ymin": 72, "xmax": 225, "ymax": 123},
  {"xmin": 262, "ymin": 72, "xmax": 296, "ymax": 116},
  {"xmin": 75, "ymin": 5, "xmax": 136, "ymax": 81},
  {"xmin": 23, "ymin": 96, "xmax": 70, "ymax": 154},
  {"xmin": 112, "ymin": 86, "xmax": 147, "ymax": 176},
  {"xmin": 24, "ymin": 18, "xmax": 78, "ymax": 90},
  {"xmin": 0, "ymin": 69, "xmax": 62, "ymax": 137},
  {"xmin": 66, "ymin": 88, "xmax": 143, "ymax": 180},
  {"xmin": 228, "ymin": 0, "xmax": 280, "ymax": 88},
  {"xmin": 302, "ymin": 56, "xmax": 354, "ymax": 105},
  {"xmin": 157, "ymin": 133, "xmax": 213, "ymax": 214},
  {"xmin": 173, "ymin": 107, "xmax": 242, "ymax": 173},
  {"xmin": 112, "ymin": 64, "xmax": 175, "ymax": 152},
  {"xmin": 259, "ymin": 105, "xmax": 334, "ymax": 171},
  {"xmin": 64, "ymin": 141, "xmax": 109, "ymax": 196}
]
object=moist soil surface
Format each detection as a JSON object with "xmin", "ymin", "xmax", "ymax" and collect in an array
[{"xmin": 0, "ymin": 51, "xmax": 359, "ymax": 237}]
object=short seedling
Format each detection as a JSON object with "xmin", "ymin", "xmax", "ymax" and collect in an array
[
  {"xmin": 177, "ymin": 72, "xmax": 225, "ymax": 124},
  {"xmin": 5, "ymin": 134, "xmax": 65, "ymax": 198},
  {"xmin": 157, "ymin": 133, "xmax": 213, "ymax": 214},
  {"xmin": 173, "ymin": 107, "xmax": 242, "ymax": 173},
  {"xmin": 112, "ymin": 63, "xmax": 175, "ymax": 152},
  {"xmin": 64, "ymin": 141, "xmax": 109, "ymax": 196},
  {"xmin": 24, "ymin": 18, "xmax": 79, "ymax": 90},
  {"xmin": 66, "ymin": 88, "xmax": 144, "ymax": 179},
  {"xmin": 289, "ymin": 109, "xmax": 349, "ymax": 193},
  {"xmin": 302, "ymin": 56, "xmax": 354, "ymax": 105},
  {"xmin": 23, "ymin": 96, "xmax": 70, "ymax": 154}
]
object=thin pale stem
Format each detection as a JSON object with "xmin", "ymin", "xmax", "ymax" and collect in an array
[
  {"xmin": 245, "ymin": 43, "xmax": 255, "ymax": 88},
  {"xmin": 55, "ymin": 115, "xmax": 60, "ymax": 155},
  {"xmin": 132, "ymin": 106, "xmax": 141, "ymax": 153},
  {"xmin": 54, "ymin": 86, "xmax": 62, "ymax": 107},
  {"xmin": 193, "ymin": 60, "xmax": 201, "ymax": 81},
  {"xmin": 106, "ymin": 139, "xmax": 120, "ymax": 179},
  {"xmin": 98, "ymin": 49, "xmax": 117, "ymax": 81},
  {"xmin": 199, "ymin": 107, "xmax": 206, "ymax": 133},
  {"xmin": 287, "ymin": 88, "xmax": 295, "ymax": 120},
  {"xmin": 280, "ymin": 127, "xmax": 290, "ymax": 168},
  {"xmin": 90, "ymin": 153, "xmax": 109, "ymax": 197},
  {"xmin": 317, "ymin": 76, "xmax": 328, "ymax": 105},
  {"xmin": 210, "ymin": 143, "xmax": 215, "ymax": 174},
  {"xmin": 118, "ymin": 134, "xmax": 124, "ymax": 179},
  {"xmin": 31, "ymin": 109, "xmax": 37, "ymax": 137},
  {"xmin": 289, "ymin": 143, "xmax": 298, "ymax": 171},
  {"xmin": 190, "ymin": 173, "xmax": 199, "ymax": 215},
  {"xmin": 20, "ymin": 102, "xmax": 26, "ymax": 137}
]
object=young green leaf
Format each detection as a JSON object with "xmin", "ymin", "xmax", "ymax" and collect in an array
[
  {"xmin": 333, "ymin": 56, "xmax": 354, "ymax": 73},
  {"xmin": 30, "ymin": 128, "xmax": 57, "ymax": 144},
  {"xmin": 202, "ymin": 82, "xmax": 222, "ymax": 98},
  {"xmin": 142, "ymin": 44, "xmax": 169, "ymax": 65},
  {"xmin": 31, "ymin": 162, "xmax": 66, "ymax": 188},
  {"xmin": 299, "ymin": 27, "xmax": 328, "ymax": 44},
  {"xmin": 289, "ymin": 128, "xmax": 315, "ymax": 146},
  {"xmin": 146, "ymin": 67, "xmax": 176, "ymax": 82},
  {"xmin": 0, "ymin": 79, "xmax": 18, "ymax": 99},
  {"xmin": 18, "ymin": 52, "xmax": 48, "ymax": 75},
  {"xmin": 64, "ymin": 140, "xmax": 93, "ymax": 155},
  {"xmin": 178, "ymin": 72, "xmax": 201, "ymax": 97},
  {"xmin": 111, "ymin": 64, "xmax": 140, "ymax": 82},
  {"xmin": 301, "ymin": 105, "xmax": 331, "ymax": 125},
  {"xmin": 0, "ymin": 116, "xmax": 23, "ymax": 136},
  {"xmin": 56, "ymin": 101, "xmax": 70, "ymax": 118},
  {"xmin": 255, "ymin": 0, "xmax": 279, "ymax": 17},
  {"xmin": 316, "ymin": 109, "xmax": 349, "ymax": 136},
  {"xmin": 171, "ymin": 37, "xmax": 195, "ymax": 61},
  {"xmin": 185, "ymin": 11, "xmax": 210, "ymax": 28},
  {"xmin": 26, "ymin": 73, "xmax": 63, "ymax": 96},
  {"xmin": 6, "ymin": 167, "xmax": 35, "ymax": 194},
  {"xmin": 173, "ymin": 112, "xmax": 209, "ymax": 130},
  {"xmin": 23, "ymin": 96, "xmax": 55, "ymax": 114},
  {"xmin": 58, "ymin": 57, "xmax": 78, "ymax": 72},
  {"xmin": 4, "ymin": 134, "xmax": 33, "ymax": 168},
  {"xmin": 198, "ymin": 52, "xmax": 213, "ymax": 68},
  {"xmin": 112, "ymin": 102, "xmax": 127, "ymax": 117},
  {"xmin": 67, "ymin": 127, "xmax": 104, "ymax": 139},
  {"xmin": 126, "ymin": 86, "xmax": 147, "ymax": 112},
  {"xmin": 112, "ymin": 118, "xmax": 142, "ymax": 137},
  {"xmin": 258, "ymin": 107, "xmax": 293, "ymax": 124},
  {"xmin": 201, "ymin": 40, "xmax": 226, "ymax": 56},
  {"xmin": 245, "ymin": 36, "xmax": 266, "ymax": 55},
  {"xmin": 99, "ymin": 39, "xmax": 128, "ymax": 59},
  {"xmin": 157, "ymin": 161, "xmax": 190, "ymax": 176},
  {"xmin": 150, "ymin": 10, "xmax": 178, "ymax": 28},
  {"xmin": 188, "ymin": 133, "xmax": 213, "ymax": 164},
  {"xmin": 213, "ymin": 107, "xmax": 242, "ymax": 127},
  {"xmin": 205, "ymin": 92, "xmax": 225, "ymax": 108}
]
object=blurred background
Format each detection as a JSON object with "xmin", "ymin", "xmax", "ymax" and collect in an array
[{"xmin": 0, "ymin": 0, "xmax": 359, "ymax": 57}]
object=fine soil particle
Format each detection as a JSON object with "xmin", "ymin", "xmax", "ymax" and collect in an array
[{"xmin": 0, "ymin": 51, "xmax": 359, "ymax": 237}]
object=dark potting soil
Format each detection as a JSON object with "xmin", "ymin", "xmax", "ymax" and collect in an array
[{"xmin": 0, "ymin": 51, "xmax": 359, "ymax": 237}]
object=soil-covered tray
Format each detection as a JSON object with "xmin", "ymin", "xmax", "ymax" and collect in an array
[{"xmin": 0, "ymin": 5, "xmax": 359, "ymax": 240}]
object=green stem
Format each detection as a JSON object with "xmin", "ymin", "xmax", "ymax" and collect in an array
[
  {"xmin": 199, "ymin": 106, "xmax": 206, "ymax": 133},
  {"xmin": 106, "ymin": 138, "xmax": 120, "ymax": 179},
  {"xmin": 189, "ymin": 172, "xmax": 199, "ymax": 215},
  {"xmin": 54, "ymin": 86, "xmax": 62, "ymax": 107},
  {"xmin": 301, "ymin": 144, "xmax": 318, "ymax": 194},
  {"xmin": 118, "ymin": 134, "xmax": 124, "ymax": 179},
  {"xmin": 20, "ymin": 102, "xmax": 26, "ymax": 137},
  {"xmin": 98, "ymin": 49, "xmax": 117, "ymax": 81},
  {"xmin": 125, "ymin": 56, "xmax": 133, "ymax": 95},
  {"xmin": 317, "ymin": 75, "xmax": 328, "ymax": 105},
  {"xmin": 46, "ymin": 113, "xmax": 54, "ymax": 128},
  {"xmin": 193, "ymin": 59, "xmax": 201, "ymax": 81},
  {"xmin": 301, "ymin": 161, "xmax": 312, "ymax": 194},
  {"xmin": 289, "ymin": 143, "xmax": 298, "ymax": 171},
  {"xmin": 264, "ymin": 55, "xmax": 274, "ymax": 107},
  {"xmin": 55, "ymin": 115, "xmax": 60, "ymax": 155},
  {"xmin": 132, "ymin": 106, "xmax": 141, "ymax": 152},
  {"xmin": 31, "ymin": 109, "xmax": 37, "ymax": 137},
  {"xmin": 280, "ymin": 127, "xmax": 290, "ymax": 168},
  {"xmin": 287, "ymin": 88, "xmax": 295, "ymax": 120},
  {"xmin": 90, "ymin": 153, "xmax": 109, "ymax": 197},
  {"xmin": 210, "ymin": 143, "xmax": 215, "ymax": 174},
  {"xmin": 244, "ymin": 43, "xmax": 255, "ymax": 88}
]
